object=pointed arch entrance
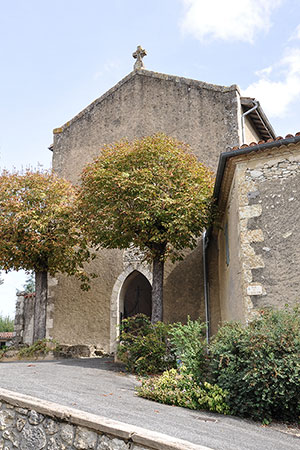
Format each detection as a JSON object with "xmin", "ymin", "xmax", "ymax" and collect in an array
[
  {"xmin": 121, "ymin": 271, "xmax": 152, "ymax": 321},
  {"xmin": 110, "ymin": 266, "xmax": 152, "ymax": 353}
]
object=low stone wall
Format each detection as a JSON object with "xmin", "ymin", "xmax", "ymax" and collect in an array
[{"xmin": 0, "ymin": 389, "xmax": 209, "ymax": 450}]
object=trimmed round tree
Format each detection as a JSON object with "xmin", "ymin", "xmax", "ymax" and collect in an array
[
  {"xmin": 78, "ymin": 134, "xmax": 214, "ymax": 323},
  {"xmin": 0, "ymin": 170, "xmax": 91, "ymax": 341}
]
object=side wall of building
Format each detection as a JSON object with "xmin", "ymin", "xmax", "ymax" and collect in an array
[
  {"xmin": 216, "ymin": 143, "xmax": 300, "ymax": 324},
  {"xmin": 242, "ymin": 144, "xmax": 300, "ymax": 312},
  {"xmin": 244, "ymin": 116, "xmax": 261, "ymax": 144},
  {"xmin": 215, "ymin": 171, "xmax": 245, "ymax": 324}
]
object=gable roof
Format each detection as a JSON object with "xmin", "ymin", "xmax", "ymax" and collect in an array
[{"xmin": 51, "ymin": 69, "xmax": 239, "ymax": 138}]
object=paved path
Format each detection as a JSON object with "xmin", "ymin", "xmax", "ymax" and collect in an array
[{"xmin": 0, "ymin": 358, "xmax": 298, "ymax": 450}]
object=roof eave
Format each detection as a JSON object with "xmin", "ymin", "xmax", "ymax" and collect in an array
[
  {"xmin": 241, "ymin": 97, "xmax": 276, "ymax": 140},
  {"xmin": 213, "ymin": 134, "xmax": 300, "ymax": 205}
]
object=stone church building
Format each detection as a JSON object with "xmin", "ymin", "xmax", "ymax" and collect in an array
[{"xmin": 15, "ymin": 48, "xmax": 300, "ymax": 353}]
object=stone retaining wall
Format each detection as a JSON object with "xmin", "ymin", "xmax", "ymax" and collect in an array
[{"xmin": 0, "ymin": 389, "xmax": 209, "ymax": 450}]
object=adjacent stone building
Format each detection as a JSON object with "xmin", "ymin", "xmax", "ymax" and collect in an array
[
  {"xmin": 21, "ymin": 48, "xmax": 297, "ymax": 353},
  {"xmin": 211, "ymin": 133, "xmax": 300, "ymax": 325}
]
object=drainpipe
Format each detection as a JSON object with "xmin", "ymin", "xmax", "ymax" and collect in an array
[
  {"xmin": 241, "ymin": 100, "xmax": 259, "ymax": 144},
  {"xmin": 202, "ymin": 229, "xmax": 210, "ymax": 346}
]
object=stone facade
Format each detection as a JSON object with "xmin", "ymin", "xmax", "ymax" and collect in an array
[
  {"xmin": 41, "ymin": 65, "xmax": 274, "ymax": 351},
  {"xmin": 48, "ymin": 68, "xmax": 247, "ymax": 352},
  {"xmin": 0, "ymin": 389, "xmax": 206, "ymax": 450},
  {"xmin": 214, "ymin": 139, "xmax": 300, "ymax": 323}
]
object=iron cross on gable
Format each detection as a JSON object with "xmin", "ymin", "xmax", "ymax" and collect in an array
[{"xmin": 132, "ymin": 45, "xmax": 147, "ymax": 70}]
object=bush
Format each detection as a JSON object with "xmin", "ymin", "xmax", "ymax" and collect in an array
[
  {"xmin": 169, "ymin": 317, "xmax": 208, "ymax": 380},
  {"xmin": 18, "ymin": 339, "xmax": 60, "ymax": 358},
  {"xmin": 137, "ymin": 366, "xmax": 229, "ymax": 414},
  {"xmin": 209, "ymin": 307, "xmax": 300, "ymax": 422},
  {"xmin": 117, "ymin": 314, "xmax": 176, "ymax": 375}
]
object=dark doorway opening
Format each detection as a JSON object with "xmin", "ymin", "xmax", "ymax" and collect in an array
[{"xmin": 122, "ymin": 271, "xmax": 152, "ymax": 319}]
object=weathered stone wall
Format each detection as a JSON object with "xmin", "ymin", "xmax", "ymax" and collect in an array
[
  {"xmin": 164, "ymin": 244, "xmax": 205, "ymax": 324},
  {"xmin": 216, "ymin": 171, "xmax": 245, "ymax": 324},
  {"xmin": 49, "ymin": 69, "xmax": 242, "ymax": 350},
  {"xmin": 244, "ymin": 151, "xmax": 300, "ymax": 311},
  {"xmin": 0, "ymin": 389, "xmax": 205, "ymax": 450},
  {"xmin": 52, "ymin": 70, "xmax": 241, "ymax": 181},
  {"xmin": 48, "ymin": 250, "xmax": 124, "ymax": 353},
  {"xmin": 14, "ymin": 294, "xmax": 35, "ymax": 346},
  {"xmin": 216, "ymin": 143, "xmax": 300, "ymax": 323}
]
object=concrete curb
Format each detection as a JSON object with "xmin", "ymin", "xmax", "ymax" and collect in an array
[{"xmin": 0, "ymin": 388, "xmax": 213, "ymax": 450}]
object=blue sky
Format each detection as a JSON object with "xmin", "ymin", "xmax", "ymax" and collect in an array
[{"xmin": 1, "ymin": 0, "xmax": 300, "ymax": 317}]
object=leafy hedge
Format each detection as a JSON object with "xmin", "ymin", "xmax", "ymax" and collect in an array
[
  {"xmin": 169, "ymin": 317, "xmax": 208, "ymax": 380},
  {"xmin": 137, "ymin": 367, "xmax": 229, "ymax": 414},
  {"xmin": 118, "ymin": 308, "xmax": 300, "ymax": 422},
  {"xmin": 117, "ymin": 314, "xmax": 176, "ymax": 375},
  {"xmin": 209, "ymin": 307, "xmax": 300, "ymax": 422}
]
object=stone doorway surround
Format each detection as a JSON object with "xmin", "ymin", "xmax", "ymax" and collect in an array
[{"xmin": 109, "ymin": 263, "xmax": 152, "ymax": 354}]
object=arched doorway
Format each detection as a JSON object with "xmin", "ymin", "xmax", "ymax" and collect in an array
[
  {"xmin": 110, "ymin": 265, "xmax": 152, "ymax": 353},
  {"xmin": 121, "ymin": 271, "xmax": 152, "ymax": 322}
]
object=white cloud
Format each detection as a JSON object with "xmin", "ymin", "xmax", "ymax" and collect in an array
[
  {"xmin": 243, "ymin": 48, "xmax": 300, "ymax": 117},
  {"xmin": 93, "ymin": 61, "xmax": 120, "ymax": 80},
  {"xmin": 289, "ymin": 24, "xmax": 300, "ymax": 41},
  {"xmin": 180, "ymin": 0, "xmax": 283, "ymax": 43}
]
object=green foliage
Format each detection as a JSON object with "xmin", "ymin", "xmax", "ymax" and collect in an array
[
  {"xmin": 78, "ymin": 134, "xmax": 214, "ymax": 262},
  {"xmin": 0, "ymin": 314, "xmax": 14, "ymax": 332},
  {"xmin": 0, "ymin": 170, "xmax": 91, "ymax": 288},
  {"xmin": 17, "ymin": 339, "xmax": 60, "ymax": 358},
  {"xmin": 169, "ymin": 317, "xmax": 208, "ymax": 380},
  {"xmin": 209, "ymin": 307, "xmax": 300, "ymax": 422},
  {"xmin": 117, "ymin": 314, "xmax": 176, "ymax": 375},
  {"xmin": 137, "ymin": 367, "xmax": 229, "ymax": 414}
]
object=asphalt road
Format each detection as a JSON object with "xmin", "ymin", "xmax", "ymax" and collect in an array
[{"xmin": 0, "ymin": 357, "xmax": 298, "ymax": 450}]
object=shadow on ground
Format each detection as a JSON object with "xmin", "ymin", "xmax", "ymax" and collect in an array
[{"xmin": 53, "ymin": 357, "xmax": 126, "ymax": 372}]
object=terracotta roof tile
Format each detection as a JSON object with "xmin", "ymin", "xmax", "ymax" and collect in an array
[
  {"xmin": 231, "ymin": 132, "xmax": 300, "ymax": 151},
  {"xmin": 0, "ymin": 332, "xmax": 14, "ymax": 339}
]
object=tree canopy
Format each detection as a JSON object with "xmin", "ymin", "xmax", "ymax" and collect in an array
[
  {"xmin": 0, "ymin": 170, "xmax": 90, "ymax": 280},
  {"xmin": 78, "ymin": 133, "xmax": 214, "ymax": 262},
  {"xmin": 78, "ymin": 134, "xmax": 215, "ymax": 322},
  {"xmin": 0, "ymin": 170, "xmax": 91, "ymax": 341}
]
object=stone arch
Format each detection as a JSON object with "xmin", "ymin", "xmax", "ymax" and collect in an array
[
  {"xmin": 122, "ymin": 271, "xmax": 152, "ymax": 319},
  {"xmin": 110, "ymin": 264, "xmax": 152, "ymax": 353}
]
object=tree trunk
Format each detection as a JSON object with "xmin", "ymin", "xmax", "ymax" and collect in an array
[
  {"xmin": 151, "ymin": 256, "xmax": 164, "ymax": 323},
  {"xmin": 33, "ymin": 271, "xmax": 48, "ymax": 342}
]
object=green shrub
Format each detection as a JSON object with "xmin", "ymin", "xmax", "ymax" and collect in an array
[
  {"xmin": 117, "ymin": 314, "xmax": 176, "ymax": 375},
  {"xmin": 18, "ymin": 339, "xmax": 60, "ymax": 358},
  {"xmin": 137, "ymin": 366, "xmax": 229, "ymax": 414},
  {"xmin": 209, "ymin": 306, "xmax": 300, "ymax": 422},
  {"xmin": 169, "ymin": 317, "xmax": 208, "ymax": 380}
]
